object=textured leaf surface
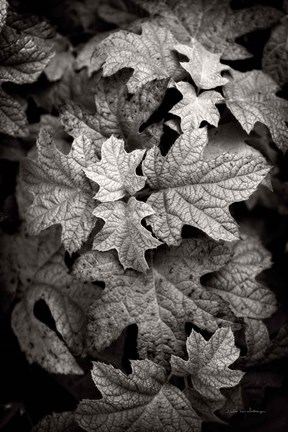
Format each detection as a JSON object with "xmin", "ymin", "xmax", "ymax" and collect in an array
[
  {"xmin": 92, "ymin": 22, "xmax": 184, "ymax": 92},
  {"xmin": 263, "ymin": 19, "xmax": 288, "ymax": 87},
  {"xmin": 0, "ymin": 10, "xmax": 54, "ymax": 136},
  {"xmin": 174, "ymin": 40, "xmax": 229, "ymax": 89},
  {"xmin": 154, "ymin": 0, "xmax": 282, "ymax": 60},
  {"xmin": 0, "ymin": 0, "xmax": 7, "ymax": 32},
  {"xmin": 243, "ymin": 318, "xmax": 270, "ymax": 365},
  {"xmin": 11, "ymin": 248, "xmax": 101, "ymax": 375},
  {"xmin": 74, "ymin": 238, "xmax": 237, "ymax": 367},
  {"xmin": 143, "ymin": 124, "xmax": 270, "ymax": 245},
  {"xmin": 171, "ymin": 328, "xmax": 244, "ymax": 417},
  {"xmin": 203, "ymin": 235, "xmax": 276, "ymax": 319},
  {"xmin": 171, "ymin": 82, "xmax": 223, "ymax": 128},
  {"xmin": 22, "ymin": 130, "xmax": 98, "ymax": 253},
  {"xmin": 224, "ymin": 70, "xmax": 288, "ymax": 151},
  {"xmin": 61, "ymin": 76, "xmax": 167, "ymax": 152},
  {"xmin": 93, "ymin": 197, "xmax": 161, "ymax": 272},
  {"xmin": 60, "ymin": 103, "xmax": 105, "ymax": 154},
  {"xmin": 84, "ymin": 136, "xmax": 145, "ymax": 202},
  {"xmin": 76, "ymin": 359, "xmax": 201, "ymax": 432},
  {"xmin": 35, "ymin": 412, "xmax": 82, "ymax": 432},
  {"xmin": 0, "ymin": 225, "xmax": 61, "ymax": 312}
]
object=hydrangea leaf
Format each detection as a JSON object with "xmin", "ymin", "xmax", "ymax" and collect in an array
[
  {"xmin": 84, "ymin": 136, "xmax": 146, "ymax": 202},
  {"xmin": 171, "ymin": 328, "xmax": 244, "ymax": 418},
  {"xmin": 11, "ymin": 249, "xmax": 101, "ymax": 375},
  {"xmin": 224, "ymin": 70, "xmax": 288, "ymax": 151},
  {"xmin": 94, "ymin": 0, "xmax": 281, "ymax": 61},
  {"xmin": 0, "ymin": 0, "xmax": 7, "ymax": 32},
  {"xmin": 263, "ymin": 323, "xmax": 288, "ymax": 364},
  {"xmin": 92, "ymin": 197, "xmax": 161, "ymax": 272},
  {"xmin": 75, "ymin": 359, "xmax": 201, "ymax": 432},
  {"xmin": 0, "ymin": 225, "xmax": 61, "ymax": 313},
  {"xmin": 92, "ymin": 22, "xmax": 185, "ymax": 92},
  {"xmin": 0, "ymin": 9, "xmax": 54, "ymax": 136},
  {"xmin": 243, "ymin": 318, "xmax": 270, "ymax": 365},
  {"xmin": 61, "ymin": 76, "xmax": 167, "ymax": 152},
  {"xmin": 35, "ymin": 412, "xmax": 82, "ymax": 432},
  {"xmin": 142, "ymin": 124, "xmax": 270, "ymax": 246},
  {"xmin": 60, "ymin": 103, "xmax": 106, "ymax": 157},
  {"xmin": 170, "ymin": 82, "xmax": 223, "ymax": 128},
  {"xmin": 174, "ymin": 40, "xmax": 230, "ymax": 89},
  {"xmin": 263, "ymin": 19, "xmax": 288, "ymax": 87},
  {"xmin": 0, "ymin": 88, "xmax": 28, "ymax": 138},
  {"xmin": 148, "ymin": 0, "xmax": 282, "ymax": 60},
  {"xmin": 73, "ymin": 238, "xmax": 237, "ymax": 367},
  {"xmin": 203, "ymin": 235, "xmax": 277, "ymax": 319},
  {"xmin": 21, "ymin": 129, "xmax": 98, "ymax": 253}
]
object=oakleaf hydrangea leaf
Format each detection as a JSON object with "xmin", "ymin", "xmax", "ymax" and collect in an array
[
  {"xmin": 224, "ymin": 70, "xmax": 288, "ymax": 151},
  {"xmin": 170, "ymin": 81, "xmax": 223, "ymax": 128},
  {"xmin": 263, "ymin": 19, "xmax": 288, "ymax": 87},
  {"xmin": 174, "ymin": 40, "xmax": 230, "ymax": 89},
  {"xmin": 60, "ymin": 103, "xmax": 106, "ymax": 157},
  {"xmin": 152, "ymin": 0, "xmax": 282, "ymax": 60},
  {"xmin": 75, "ymin": 359, "xmax": 201, "ymax": 432},
  {"xmin": 203, "ymin": 234, "xmax": 277, "ymax": 319},
  {"xmin": 92, "ymin": 22, "xmax": 185, "ymax": 92},
  {"xmin": 35, "ymin": 412, "xmax": 82, "ymax": 432},
  {"xmin": 0, "ymin": 9, "xmax": 54, "ymax": 136},
  {"xmin": 142, "ymin": 124, "xmax": 270, "ymax": 246},
  {"xmin": 0, "ymin": 225, "xmax": 61, "ymax": 313},
  {"xmin": 22, "ymin": 129, "xmax": 98, "ymax": 253},
  {"xmin": 73, "ymin": 238, "xmax": 237, "ymax": 367},
  {"xmin": 61, "ymin": 76, "xmax": 167, "ymax": 152},
  {"xmin": 0, "ymin": 0, "xmax": 7, "ymax": 32},
  {"xmin": 242, "ymin": 318, "xmax": 270, "ymax": 366},
  {"xmin": 84, "ymin": 136, "xmax": 146, "ymax": 202},
  {"xmin": 171, "ymin": 328, "xmax": 244, "ymax": 417},
  {"xmin": 12, "ymin": 249, "xmax": 101, "ymax": 375},
  {"xmin": 93, "ymin": 197, "xmax": 161, "ymax": 272}
]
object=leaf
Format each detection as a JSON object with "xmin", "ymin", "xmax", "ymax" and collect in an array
[
  {"xmin": 75, "ymin": 359, "xmax": 201, "ymax": 432},
  {"xmin": 262, "ymin": 322, "xmax": 288, "ymax": 364},
  {"xmin": 142, "ymin": 124, "xmax": 270, "ymax": 246},
  {"xmin": 92, "ymin": 197, "xmax": 161, "ymax": 272},
  {"xmin": 11, "ymin": 245, "xmax": 101, "ymax": 375},
  {"xmin": 174, "ymin": 40, "xmax": 230, "ymax": 89},
  {"xmin": 61, "ymin": 76, "xmax": 167, "ymax": 151},
  {"xmin": 60, "ymin": 103, "xmax": 106, "ymax": 157},
  {"xmin": 151, "ymin": 0, "xmax": 282, "ymax": 60},
  {"xmin": 35, "ymin": 412, "xmax": 83, "ymax": 432},
  {"xmin": 22, "ymin": 129, "xmax": 98, "ymax": 253},
  {"xmin": 203, "ymin": 234, "xmax": 277, "ymax": 319},
  {"xmin": 263, "ymin": 18, "xmax": 288, "ymax": 87},
  {"xmin": 0, "ymin": 225, "xmax": 61, "ymax": 313},
  {"xmin": 73, "ymin": 237, "xmax": 237, "ymax": 367},
  {"xmin": 92, "ymin": 22, "xmax": 185, "ymax": 92},
  {"xmin": 170, "ymin": 82, "xmax": 223, "ymax": 128},
  {"xmin": 171, "ymin": 328, "xmax": 244, "ymax": 419},
  {"xmin": 242, "ymin": 318, "xmax": 270, "ymax": 366},
  {"xmin": 32, "ymin": 64, "xmax": 101, "ymax": 113},
  {"xmin": 0, "ymin": 9, "xmax": 54, "ymax": 136},
  {"xmin": 224, "ymin": 69, "xmax": 288, "ymax": 151},
  {"xmin": 84, "ymin": 136, "xmax": 146, "ymax": 201},
  {"xmin": 0, "ymin": 0, "xmax": 7, "ymax": 32}
]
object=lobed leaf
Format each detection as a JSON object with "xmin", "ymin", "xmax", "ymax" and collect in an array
[
  {"xmin": 143, "ymin": 124, "xmax": 270, "ymax": 245},
  {"xmin": 22, "ymin": 130, "xmax": 98, "ymax": 253},
  {"xmin": 74, "ymin": 238, "xmax": 237, "ymax": 367},
  {"xmin": 76, "ymin": 359, "xmax": 201, "ymax": 432}
]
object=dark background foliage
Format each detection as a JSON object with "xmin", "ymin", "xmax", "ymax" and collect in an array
[{"xmin": 0, "ymin": 0, "xmax": 288, "ymax": 431}]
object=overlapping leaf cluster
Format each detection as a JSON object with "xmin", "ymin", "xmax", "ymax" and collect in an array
[{"xmin": 4, "ymin": 0, "xmax": 288, "ymax": 431}]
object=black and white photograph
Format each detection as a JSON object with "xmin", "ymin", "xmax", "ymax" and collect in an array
[{"xmin": 0, "ymin": 0, "xmax": 288, "ymax": 431}]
